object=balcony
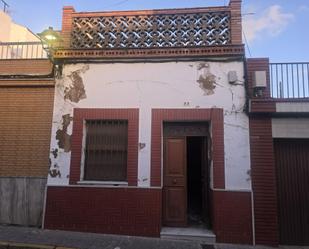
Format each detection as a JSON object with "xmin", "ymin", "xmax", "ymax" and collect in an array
[
  {"xmin": 0, "ymin": 42, "xmax": 53, "ymax": 79},
  {"xmin": 248, "ymin": 59, "xmax": 309, "ymax": 115},
  {"xmin": 270, "ymin": 62, "xmax": 309, "ymax": 99},
  {"xmin": 0, "ymin": 42, "xmax": 48, "ymax": 60}
]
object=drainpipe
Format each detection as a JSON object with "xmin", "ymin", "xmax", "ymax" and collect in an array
[{"xmin": 243, "ymin": 57, "xmax": 256, "ymax": 245}]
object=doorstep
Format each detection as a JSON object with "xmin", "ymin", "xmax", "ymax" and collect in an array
[{"xmin": 160, "ymin": 226, "xmax": 216, "ymax": 244}]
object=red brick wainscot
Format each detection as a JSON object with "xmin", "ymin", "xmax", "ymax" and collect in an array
[
  {"xmin": 212, "ymin": 190, "xmax": 253, "ymax": 244},
  {"xmin": 44, "ymin": 186, "xmax": 162, "ymax": 237}
]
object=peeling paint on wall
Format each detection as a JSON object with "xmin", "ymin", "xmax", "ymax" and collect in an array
[
  {"xmin": 64, "ymin": 65, "xmax": 89, "ymax": 103},
  {"xmin": 49, "ymin": 168, "xmax": 61, "ymax": 178},
  {"xmin": 49, "ymin": 162, "xmax": 61, "ymax": 178},
  {"xmin": 197, "ymin": 63, "xmax": 217, "ymax": 95},
  {"xmin": 197, "ymin": 74, "xmax": 216, "ymax": 95},
  {"xmin": 197, "ymin": 63, "xmax": 209, "ymax": 70},
  {"xmin": 56, "ymin": 114, "xmax": 72, "ymax": 152},
  {"xmin": 48, "ymin": 61, "xmax": 250, "ymax": 190},
  {"xmin": 51, "ymin": 148, "xmax": 58, "ymax": 158}
]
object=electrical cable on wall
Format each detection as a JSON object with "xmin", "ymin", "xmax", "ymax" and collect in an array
[{"xmin": 243, "ymin": 30, "xmax": 252, "ymax": 57}]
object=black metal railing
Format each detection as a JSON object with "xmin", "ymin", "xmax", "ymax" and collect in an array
[
  {"xmin": 270, "ymin": 62, "xmax": 309, "ymax": 98},
  {"xmin": 0, "ymin": 42, "xmax": 48, "ymax": 59}
]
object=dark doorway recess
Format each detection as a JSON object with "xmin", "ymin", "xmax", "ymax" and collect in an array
[
  {"xmin": 274, "ymin": 138, "xmax": 309, "ymax": 246},
  {"xmin": 187, "ymin": 136, "xmax": 210, "ymax": 227}
]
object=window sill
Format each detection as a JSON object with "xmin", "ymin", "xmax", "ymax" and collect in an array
[{"xmin": 77, "ymin": 180, "xmax": 128, "ymax": 186}]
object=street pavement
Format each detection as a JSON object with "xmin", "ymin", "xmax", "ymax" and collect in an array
[{"xmin": 0, "ymin": 225, "xmax": 308, "ymax": 249}]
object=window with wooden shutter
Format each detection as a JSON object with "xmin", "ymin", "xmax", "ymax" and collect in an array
[{"xmin": 83, "ymin": 120, "xmax": 128, "ymax": 181}]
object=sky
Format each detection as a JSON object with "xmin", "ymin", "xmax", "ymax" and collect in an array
[{"xmin": 3, "ymin": 0, "xmax": 309, "ymax": 62}]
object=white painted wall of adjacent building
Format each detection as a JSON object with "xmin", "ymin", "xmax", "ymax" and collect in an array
[
  {"xmin": 0, "ymin": 10, "xmax": 39, "ymax": 42},
  {"xmin": 276, "ymin": 102, "xmax": 309, "ymax": 113},
  {"xmin": 272, "ymin": 118, "xmax": 309, "ymax": 138},
  {"xmin": 0, "ymin": 11, "xmax": 10, "ymax": 42},
  {"xmin": 48, "ymin": 61, "xmax": 251, "ymax": 191}
]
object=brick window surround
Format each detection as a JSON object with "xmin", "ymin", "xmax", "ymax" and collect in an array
[
  {"xmin": 69, "ymin": 108, "xmax": 139, "ymax": 186},
  {"xmin": 151, "ymin": 108, "xmax": 225, "ymax": 188}
]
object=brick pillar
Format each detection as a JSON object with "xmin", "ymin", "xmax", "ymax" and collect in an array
[
  {"xmin": 247, "ymin": 58, "xmax": 271, "ymax": 98},
  {"xmin": 249, "ymin": 117, "xmax": 279, "ymax": 246},
  {"xmin": 229, "ymin": 0, "xmax": 242, "ymax": 44},
  {"xmin": 61, "ymin": 6, "xmax": 75, "ymax": 48},
  {"xmin": 211, "ymin": 108, "xmax": 225, "ymax": 189}
]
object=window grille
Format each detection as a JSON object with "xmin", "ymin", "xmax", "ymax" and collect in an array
[{"xmin": 84, "ymin": 120, "xmax": 128, "ymax": 181}]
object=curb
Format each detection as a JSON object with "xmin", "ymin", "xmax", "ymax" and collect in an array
[{"xmin": 0, "ymin": 242, "xmax": 76, "ymax": 249}]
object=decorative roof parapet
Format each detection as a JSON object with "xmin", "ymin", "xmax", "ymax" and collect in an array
[{"xmin": 57, "ymin": 0, "xmax": 243, "ymax": 60}]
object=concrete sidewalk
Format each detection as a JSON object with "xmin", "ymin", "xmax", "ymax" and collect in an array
[{"xmin": 0, "ymin": 225, "xmax": 307, "ymax": 249}]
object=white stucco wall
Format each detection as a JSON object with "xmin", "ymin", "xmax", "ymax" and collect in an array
[{"xmin": 48, "ymin": 61, "xmax": 251, "ymax": 191}]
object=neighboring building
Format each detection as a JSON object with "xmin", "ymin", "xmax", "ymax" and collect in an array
[
  {"xmin": 247, "ymin": 59, "xmax": 309, "ymax": 246},
  {"xmin": 0, "ymin": 10, "xmax": 46, "ymax": 59},
  {"xmin": 0, "ymin": 10, "xmax": 55, "ymax": 226},
  {"xmin": 0, "ymin": 10, "xmax": 39, "ymax": 42}
]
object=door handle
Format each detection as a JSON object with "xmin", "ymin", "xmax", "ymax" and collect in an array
[{"xmin": 173, "ymin": 179, "xmax": 177, "ymax": 184}]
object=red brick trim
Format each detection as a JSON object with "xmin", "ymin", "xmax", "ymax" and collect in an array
[
  {"xmin": 249, "ymin": 99, "xmax": 309, "ymax": 114},
  {"xmin": 249, "ymin": 117, "xmax": 279, "ymax": 246},
  {"xmin": 151, "ymin": 108, "xmax": 225, "ymax": 188},
  {"xmin": 54, "ymin": 45, "xmax": 245, "ymax": 60},
  {"xmin": 246, "ymin": 58, "xmax": 271, "ymax": 98},
  {"xmin": 70, "ymin": 108, "xmax": 139, "ymax": 186},
  {"xmin": 71, "ymin": 6, "xmax": 230, "ymax": 17},
  {"xmin": 212, "ymin": 190, "xmax": 253, "ymax": 244},
  {"xmin": 229, "ymin": 0, "xmax": 242, "ymax": 44},
  {"xmin": 0, "ymin": 59, "xmax": 53, "ymax": 76},
  {"xmin": 250, "ymin": 99, "xmax": 276, "ymax": 113},
  {"xmin": 44, "ymin": 186, "xmax": 161, "ymax": 237},
  {"xmin": 62, "ymin": 6, "xmax": 75, "ymax": 48}
]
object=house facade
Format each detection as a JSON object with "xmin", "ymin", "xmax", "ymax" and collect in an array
[
  {"xmin": 0, "ymin": 0, "xmax": 308, "ymax": 247},
  {"xmin": 44, "ymin": 0, "xmax": 255, "ymax": 244},
  {"xmin": 43, "ymin": 0, "xmax": 309, "ymax": 246}
]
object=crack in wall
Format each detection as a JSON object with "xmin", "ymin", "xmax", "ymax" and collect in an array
[{"xmin": 224, "ymin": 122, "xmax": 249, "ymax": 131}]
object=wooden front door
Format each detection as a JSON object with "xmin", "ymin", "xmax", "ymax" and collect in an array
[{"xmin": 163, "ymin": 137, "xmax": 187, "ymax": 226}]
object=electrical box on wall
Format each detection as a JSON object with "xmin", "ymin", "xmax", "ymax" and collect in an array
[
  {"xmin": 253, "ymin": 71, "xmax": 267, "ymax": 88},
  {"xmin": 228, "ymin": 71, "xmax": 238, "ymax": 84}
]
